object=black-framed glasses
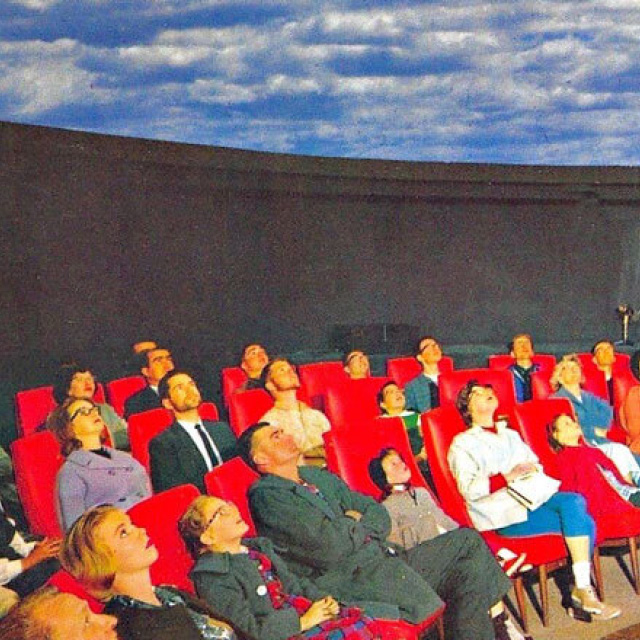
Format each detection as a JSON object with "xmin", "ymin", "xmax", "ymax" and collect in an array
[
  {"xmin": 206, "ymin": 502, "xmax": 235, "ymax": 527},
  {"xmin": 69, "ymin": 405, "xmax": 101, "ymax": 422}
]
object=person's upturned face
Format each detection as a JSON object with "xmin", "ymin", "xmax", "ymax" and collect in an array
[
  {"xmin": 559, "ymin": 361, "xmax": 582, "ymax": 387},
  {"xmin": 468, "ymin": 386, "xmax": 499, "ymax": 420},
  {"xmin": 380, "ymin": 384, "xmax": 406, "ymax": 413},
  {"xmin": 143, "ymin": 349, "xmax": 174, "ymax": 385},
  {"xmin": 252, "ymin": 424, "xmax": 301, "ymax": 468},
  {"xmin": 381, "ymin": 451, "xmax": 411, "ymax": 485},
  {"xmin": 344, "ymin": 351, "xmax": 370, "ymax": 379},
  {"xmin": 417, "ymin": 339, "xmax": 442, "ymax": 366},
  {"xmin": 552, "ymin": 414, "xmax": 582, "ymax": 447},
  {"xmin": 166, "ymin": 373, "xmax": 202, "ymax": 412},
  {"xmin": 38, "ymin": 593, "xmax": 118, "ymax": 640},
  {"xmin": 95, "ymin": 510, "xmax": 158, "ymax": 576},
  {"xmin": 511, "ymin": 336, "xmax": 534, "ymax": 361},
  {"xmin": 266, "ymin": 361, "xmax": 300, "ymax": 392},
  {"xmin": 201, "ymin": 497, "xmax": 248, "ymax": 547},
  {"xmin": 67, "ymin": 399, "xmax": 105, "ymax": 441},
  {"xmin": 241, "ymin": 344, "xmax": 269, "ymax": 376},
  {"xmin": 68, "ymin": 371, "xmax": 96, "ymax": 400},
  {"xmin": 593, "ymin": 342, "xmax": 615, "ymax": 368}
]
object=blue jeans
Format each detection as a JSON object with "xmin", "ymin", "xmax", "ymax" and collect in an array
[{"xmin": 497, "ymin": 492, "xmax": 595, "ymax": 553}]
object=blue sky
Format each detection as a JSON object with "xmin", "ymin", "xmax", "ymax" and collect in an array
[{"xmin": 2, "ymin": 0, "xmax": 640, "ymax": 165}]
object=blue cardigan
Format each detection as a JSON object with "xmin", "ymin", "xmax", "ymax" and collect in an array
[{"xmin": 552, "ymin": 387, "xmax": 613, "ymax": 445}]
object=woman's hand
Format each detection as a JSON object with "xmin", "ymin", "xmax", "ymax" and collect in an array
[
  {"xmin": 21, "ymin": 538, "xmax": 62, "ymax": 571},
  {"xmin": 504, "ymin": 462, "xmax": 537, "ymax": 484},
  {"xmin": 300, "ymin": 597, "xmax": 340, "ymax": 631}
]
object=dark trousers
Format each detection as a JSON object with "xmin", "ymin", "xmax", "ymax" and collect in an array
[{"xmin": 402, "ymin": 528, "xmax": 511, "ymax": 640}]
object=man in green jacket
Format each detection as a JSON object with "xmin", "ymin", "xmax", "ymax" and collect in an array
[{"xmin": 238, "ymin": 422, "xmax": 513, "ymax": 640}]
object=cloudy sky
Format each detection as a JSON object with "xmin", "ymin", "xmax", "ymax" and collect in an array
[{"xmin": 1, "ymin": 0, "xmax": 640, "ymax": 165}]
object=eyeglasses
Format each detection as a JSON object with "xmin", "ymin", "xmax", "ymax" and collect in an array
[
  {"xmin": 206, "ymin": 502, "xmax": 236, "ymax": 527},
  {"xmin": 420, "ymin": 341, "xmax": 440, "ymax": 352},
  {"xmin": 69, "ymin": 405, "xmax": 101, "ymax": 422}
]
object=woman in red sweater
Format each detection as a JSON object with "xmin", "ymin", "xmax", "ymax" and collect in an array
[{"xmin": 546, "ymin": 414, "xmax": 640, "ymax": 530}]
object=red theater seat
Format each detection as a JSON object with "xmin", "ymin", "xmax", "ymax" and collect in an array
[
  {"xmin": 228, "ymin": 389, "xmax": 274, "ymax": 436},
  {"xmin": 11, "ymin": 431, "xmax": 63, "ymax": 538},
  {"xmin": 422, "ymin": 405, "xmax": 568, "ymax": 629},
  {"xmin": 386, "ymin": 356, "xmax": 454, "ymax": 387},
  {"xmin": 205, "ymin": 457, "xmax": 260, "ymax": 536},
  {"xmin": 438, "ymin": 369, "xmax": 516, "ymax": 415},
  {"xmin": 221, "ymin": 367, "xmax": 248, "ymax": 406},
  {"xmin": 127, "ymin": 484, "xmax": 200, "ymax": 592},
  {"xmin": 298, "ymin": 360, "xmax": 346, "ymax": 410},
  {"xmin": 15, "ymin": 384, "xmax": 106, "ymax": 437},
  {"xmin": 324, "ymin": 377, "xmax": 390, "ymax": 432},
  {"xmin": 106, "ymin": 375, "xmax": 146, "ymax": 417},
  {"xmin": 488, "ymin": 354, "xmax": 556, "ymax": 373}
]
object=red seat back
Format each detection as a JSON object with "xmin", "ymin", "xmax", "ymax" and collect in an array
[
  {"xmin": 577, "ymin": 353, "xmax": 631, "ymax": 402},
  {"xmin": 205, "ymin": 457, "xmax": 260, "ymax": 536},
  {"xmin": 221, "ymin": 367, "xmax": 248, "ymax": 407},
  {"xmin": 531, "ymin": 371, "xmax": 553, "ymax": 400},
  {"xmin": 106, "ymin": 376, "xmax": 146, "ymax": 417},
  {"xmin": 15, "ymin": 384, "xmax": 106, "ymax": 437},
  {"xmin": 327, "ymin": 416, "xmax": 428, "ymax": 499},
  {"xmin": 487, "ymin": 354, "xmax": 556, "ymax": 373},
  {"xmin": 128, "ymin": 403, "xmax": 219, "ymax": 472},
  {"xmin": 324, "ymin": 377, "xmax": 391, "ymax": 432},
  {"xmin": 127, "ymin": 484, "xmax": 200, "ymax": 592},
  {"xmin": 129, "ymin": 408, "xmax": 174, "ymax": 472},
  {"xmin": 420, "ymin": 406, "xmax": 473, "ymax": 526},
  {"xmin": 438, "ymin": 369, "xmax": 516, "ymax": 414},
  {"xmin": 47, "ymin": 570, "xmax": 105, "ymax": 613},
  {"xmin": 11, "ymin": 431, "xmax": 64, "ymax": 537},
  {"xmin": 512, "ymin": 398, "xmax": 576, "ymax": 479},
  {"xmin": 386, "ymin": 356, "xmax": 454, "ymax": 387},
  {"xmin": 228, "ymin": 389, "xmax": 274, "ymax": 437},
  {"xmin": 298, "ymin": 361, "xmax": 346, "ymax": 410}
]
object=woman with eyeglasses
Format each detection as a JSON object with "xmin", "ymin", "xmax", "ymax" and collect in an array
[
  {"xmin": 179, "ymin": 495, "xmax": 379, "ymax": 640},
  {"xmin": 47, "ymin": 398, "xmax": 151, "ymax": 531}
]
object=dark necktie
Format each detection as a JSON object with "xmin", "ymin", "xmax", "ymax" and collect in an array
[
  {"xmin": 194, "ymin": 423, "xmax": 222, "ymax": 468},
  {"xmin": 427, "ymin": 378, "xmax": 440, "ymax": 408}
]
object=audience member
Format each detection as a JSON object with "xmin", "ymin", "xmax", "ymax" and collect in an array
[
  {"xmin": 621, "ymin": 349, "xmax": 640, "ymax": 454},
  {"xmin": 124, "ymin": 347, "xmax": 175, "ymax": 418},
  {"xmin": 150, "ymin": 370, "xmax": 238, "ymax": 493},
  {"xmin": 449, "ymin": 381, "xmax": 620, "ymax": 619},
  {"xmin": 0, "ymin": 500, "xmax": 60, "ymax": 605},
  {"xmin": 51, "ymin": 363, "xmax": 129, "ymax": 450},
  {"xmin": 132, "ymin": 340, "xmax": 157, "ymax": 355},
  {"xmin": 507, "ymin": 334, "xmax": 539, "ymax": 402},
  {"xmin": 590, "ymin": 340, "xmax": 619, "ymax": 405},
  {"xmin": 0, "ymin": 587, "xmax": 118, "ymax": 639},
  {"xmin": 60, "ymin": 505, "xmax": 241, "ymax": 640},
  {"xmin": 343, "ymin": 350, "xmax": 370, "ymax": 380},
  {"xmin": 48, "ymin": 397, "xmax": 151, "ymax": 531},
  {"xmin": 260, "ymin": 359, "xmax": 330, "ymax": 463},
  {"xmin": 551, "ymin": 354, "xmax": 640, "ymax": 479},
  {"xmin": 404, "ymin": 336, "xmax": 443, "ymax": 413},
  {"xmin": 547, "ymin": 414, "xmax": 640, "ymax": 523},
  {"xmin": 238, "ymin": 422, "xmax": 513, "ymax": 640},
  {"xmin": 180, "ymin": 495, "xmax": 379, "ymax": 640},
  {"xmin": 237, "ymin": 343, "xmax": 269, "ymax": 392}
]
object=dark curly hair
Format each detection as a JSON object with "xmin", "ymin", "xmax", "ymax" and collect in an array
[{"xmin": 455, "ymin": 379, "xmax": 493, "ymax": 428}]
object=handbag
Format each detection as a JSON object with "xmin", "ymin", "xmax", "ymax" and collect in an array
[{"xmin": 507, "ymin": 472, "xmax": 560, "ymax": 510}]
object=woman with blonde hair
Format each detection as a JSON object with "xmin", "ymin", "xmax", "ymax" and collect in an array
[
  {"xmin": 60, "ymin": 504, "xmax": 240, "ymax": 640},
  {"xmin": 179, "ymin": 495, "xmax": 379, "ymax": 640},
  {"xmin": 47, "ymin": 398, "xmax": 151, "ymax": 531},
  {"xmin": 551, "ymin": 354, "xmax": 640, "ymax": 480}
]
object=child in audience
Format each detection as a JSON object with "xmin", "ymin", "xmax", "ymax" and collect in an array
[{"xmin": 179, "ymin": 495, "xmax": 379, "ymax": 640}]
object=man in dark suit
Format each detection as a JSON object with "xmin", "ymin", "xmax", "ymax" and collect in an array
[
  {"xmin": 149, "ymin": 370, "xmax": 238, "ymax": 493},
  {"xmin": 124, "ymin": 347, "xmax": 175, "ymax": 418}
]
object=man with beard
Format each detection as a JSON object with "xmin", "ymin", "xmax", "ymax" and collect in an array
[
  {"xmin": 236, "ymin": 343, "xmax": 270, "ymax": 393},
  {"xmin": 260, "ymin": 359, "xmax": 330, "ymax": 463},
  {"xmin": 149, "ymin": 370, "xmax": 238, "ymax": 492}
]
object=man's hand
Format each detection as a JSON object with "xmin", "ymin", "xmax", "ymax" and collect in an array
[
  {"xmin": 300, "ymin": 597, "xmax": 340, "ymax": 631},
  {"xmin": 344, "ymin": 510, "xmax": 363, "ymax": 521}
]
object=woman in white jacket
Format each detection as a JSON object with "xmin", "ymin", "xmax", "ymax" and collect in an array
[{"xmin": 448, "ymin": 380, "xmax": 617, "ymax": 620}]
